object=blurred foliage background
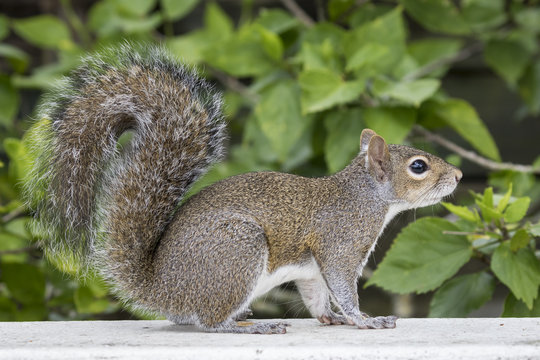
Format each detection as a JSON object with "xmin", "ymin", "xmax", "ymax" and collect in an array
[{"xmin": 0, "ymin": 0, "xmax": 539, "ymax": 322}]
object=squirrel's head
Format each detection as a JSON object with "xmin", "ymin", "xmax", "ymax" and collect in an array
[{"xmin": 360, "ymin": 129, "xmax": 462, "ymax": 209}]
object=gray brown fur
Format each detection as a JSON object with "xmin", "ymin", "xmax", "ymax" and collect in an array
[{"xmin": 25, "ymin": 44, "xmax": 462, "ymax": 334}]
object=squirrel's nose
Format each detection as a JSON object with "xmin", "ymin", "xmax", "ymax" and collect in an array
[{"xmin": 454, "ymin": 169, "xmax": 463, "ymax": 183}]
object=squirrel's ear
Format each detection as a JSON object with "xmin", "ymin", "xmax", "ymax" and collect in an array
[
  {"xmin": 360, "ymin": 129, "xmax": 377, "ymax": 153},
  {"xmin": 367, "ymin": 135, "xmax": 391, "ymax": 182}
]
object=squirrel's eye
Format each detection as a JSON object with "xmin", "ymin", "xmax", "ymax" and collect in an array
[{"xmin": 410, "ymin": 159, "xmax": 428, "ymax": 174}]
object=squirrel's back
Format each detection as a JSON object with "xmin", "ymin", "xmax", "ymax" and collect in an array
[{"xmin": 24, "ymin": 44, "xmax": 226, "ymax": 295}]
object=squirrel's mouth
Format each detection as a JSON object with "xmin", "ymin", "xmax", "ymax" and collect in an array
[{"xmin": 413, "ymin": 183, "xmax": 458, "ymax": 208}]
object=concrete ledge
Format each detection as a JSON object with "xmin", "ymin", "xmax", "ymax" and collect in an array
[{"xmin": 0, "ymin": 318, "xmax": 539, "ymax": 360}]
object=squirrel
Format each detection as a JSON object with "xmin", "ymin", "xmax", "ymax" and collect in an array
[{"xmin": 23, "ymin": 44, "xmax": 463, "ymax": 334}]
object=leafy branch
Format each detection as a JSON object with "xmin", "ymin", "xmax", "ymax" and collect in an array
[
  {"xmin": 368, "ymin": 185, "xmax": 540, "ymax": 317},
  {"xmin": 415, "ymin": 126, "xmax": 540, "ymax": 174}
]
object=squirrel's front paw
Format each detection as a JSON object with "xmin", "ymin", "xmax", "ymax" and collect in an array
[
  {"xmin": 356, "ymin": 315, "xmax": 398, "ymax": 329},
  {"xmin": 317, "ymin": 312, "xmax": 353, "ymax": 325}
]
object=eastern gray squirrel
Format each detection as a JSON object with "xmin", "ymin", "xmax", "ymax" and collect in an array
[{"xmin": 24, "ymin": 44, "xmax": 462, "ymax": 334}]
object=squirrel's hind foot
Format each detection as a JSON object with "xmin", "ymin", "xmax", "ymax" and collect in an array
[
  {"xmin": 233, "ymin": 308, "xmax": 253, "ymax": 321},
  {"xmin": 357, "ymin": 315, "xmax": 398, "ymax": 329},
  {"xmin": 209, "ymin": 320, "xmax": 290, "ymax": 334}
]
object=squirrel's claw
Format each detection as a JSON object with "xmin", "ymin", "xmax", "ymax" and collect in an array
[{"xmin": 356, "ymin": 315, "xmax": 398, "ymax": 329}]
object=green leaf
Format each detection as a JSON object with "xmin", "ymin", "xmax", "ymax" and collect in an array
[
  {"xmin": 0, "ymin": 44, "xmax": 30, "ymax": 73},
  {"xmin": 1, "ymin": 263, "xmax": 46, "ymax": 304},
  {"xmin": 205, "ymin": 25, "xmax": 276, "ymax": 77},
  {"xmin": 328, "ymin": 0, "xmax": 355, "ymax": 21},
  {"xmin": 366, "ymin": 218, "xmax": 473, "ymax": 294},
  {"xmin": 0, "ymin": 231, "xmax": 29, "ymax": 263},
  {"xmin": 0, "ymin": 74, "xmax": 19, "ymax": 128},
  {"xmin": 530, "ymin": 222, "xmax": 540, "ymax": 237},
  {"xmin": 257, "ymin": 25, "xmax": 284, "ymax": 61},
  {"xmin": 484, "ymin": 39, "xmax": 532, "ymax": 88},
  {"xmin": 373, "ymin": 78, "xmax": 440, "ymax": 106},
  {"xmin": 4, "ymin": 217, "xmax": 31, "ymax": 239},
  {"xmin": 14, "ymin": 303, "xmax": 47, "ymax": 321},
  {"xmin": 496, "ymin": 183, "xmax": 512, "ymax": 213},
  {"xmin": 300, "ymin": 40, "xmax": 341, "ymax": 73},
  {"xmin": 491, "ymin": 242, "xmax": 540, "ymax": 309},
  {"xmin": 348, "ymin": 3, "xmax": 393, "ymax": 28},
  {"xmin": 444, "ymin": 154, "xmax": 463, "ymax": 167},
  {"xmin": 205, "ymin": 2, "xmax": 234, "ymax": 38},
  {"xmin": 255, "ymin": 80, "xmax": 311, "ymax": 162},
  {"xmin": 74, "ymin": 286, "xmax": 110, "ymax": 314},
  {"xmin": 478, "ymin": 187, "xmax": 495, "ymax": 221},
  {"xmin": 256, "ymin": 9, "xmax": 299, "ymax": 34},
  {"xmin": 345, "ymin": 43, "xmax": 391, "ymax": 73},
  {"xmin": 419, "ymin": 99, "xmax": 500, "ymax": 161},
  {"xmin": 166, "ymin": 31, "xmax": 213, "ymax": 65},
  {"xmin": 4, "ymin": 138, "xmax": 33, "ymax": 190},
  {"xmin": 475, "ymin": 187, "xmax": 503, "ymax": 223},
  {"xmin": 513, "ymin": 7, "xmax": 540, "ymax": 33},
  {"xmin": 510, "ymin": 229, "xmax": 530, "ymax": 252},
  {"xmin": 303, "ymin": 22, "xmax": 345, "ymax": 49},
  {"xmin": 363, "ymin": 106, "xmax": 416, "ymax": 144},
  {"xmin": 12, "ymin": 15, "xmax": 73, "ymax": 50},
  {"xmin": 488, "ymin": 170, "xmax": 535, "ymax": 197},
  {"xmin": 429, "ymin": 271, "xmax": 495, "ymax": 317},
  {"xmin": 324, "ymin": 108, "xmax": 364, "ymax": 173},
  {"xmin": 118, "ymin": 12, "xmax": 163, "ymax": 33},
  {"xmin": 401, "ymin": 0, "xmax": 470, "ymax": 35},
  {"xmin": 504, "ymin": 197, "xmax": 530, "ymax": 223},
  {"xmin": 0, "ymin": 14, "xmax": 9, "ymax": 41},
  {"xmin": 0, "ymin": 297, "xmax": 16, "ymax": 321},
  {"xmin": 88, "ymin": 0, "xmax": 120, "ymax": 37},
  {"xmin": 115, "ymin": 0, "xmax": 157, "ymax": 17},
  {"xmin": 88, "ymin": 0, "xmax": 162, "ymax": 36},
  {"xmin": 518, "ymin": 61, "xmax": 540, "ymax": 115},
  {"xmin": 462, "ymin": 0, "xmax": 506, "ymax": 32},
  {"xmin": 161, "ymin": 0, "xmax": 199, "ymax": 20},
  {"xmin": 503, "ymin": 289, "xmax": 540, "ymax": 317},
  {"xmin": 4, "ymin": 137, "xmax": 33, "ymax": 188},
  {"xmin": 345, "ymin": 7, "xmax": 406, "ymax": 75},
  {"xmin": 407, "ymin": 38, "xmax": 463, "ymax": 77},
  {"xmin": 441, "ymin": 202, "xmax": 476, "ymax": 222},
  {"xmin": 299, "ymin": 68, "xmax": 364, "ymax": 114}
]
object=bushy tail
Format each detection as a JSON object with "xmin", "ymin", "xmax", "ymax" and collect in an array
[{"xmin": 24, "ymin": 44, "xmax": 225, "ymax": 293}]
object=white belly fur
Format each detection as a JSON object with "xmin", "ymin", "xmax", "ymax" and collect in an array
[
  {"xmin": 251, "ymin": 204, "xmax": 409, "ymax": 299},
  {"xmin": 251, "ymin": 257, "xmax": 320, "ymax": 298}
]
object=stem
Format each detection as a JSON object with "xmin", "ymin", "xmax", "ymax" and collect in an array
[
  {"xmin": 239, "ymin": 0, "xmax": 254, "ymax": 26},
  {"xmin": 209, "ymin": 68, "xmax": 259, "ymax": 104},
  {"xmin": 2, "ymin": 207, "xmax": 26, "ymax": 223},
  {"xmin": 0, "ymin": 245, "xmax": 39, "ymax": 256},
  {"xmin": 415, "ymin": 126, "xmax": 540, "ymax": 174},
  {"xmin": 443, "ymin": 231, "xmax": 480, "ymax": 236},
  {"xmin": 60, "ymin": 0, "xmax": 91, "ymax": 47},
  {"xmin": 280, "ymin": 0, "xmax": 315, "ymax": 27},
  {"xmin": 473, "ymin": 239, "xmax": 501, "ymax": 250}
]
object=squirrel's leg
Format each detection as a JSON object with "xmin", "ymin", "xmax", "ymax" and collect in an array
[
  {"xmin": 192, "ymin": 219, "xmax": 289, "ymax": 334},
  {"xmin": 232, "ymin": 308, "xmax": 253, "ymax": 321},
  {"xmin": 323, "ymin": 270, "xmax": 397, "ymax": 329},
  {"xmin": 296, "ymin": 278, "xmax": 351, "ymax": 325},
  {"xmin": 208, "ymin": 319, "xmax": 289, "ymax": 334}
]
